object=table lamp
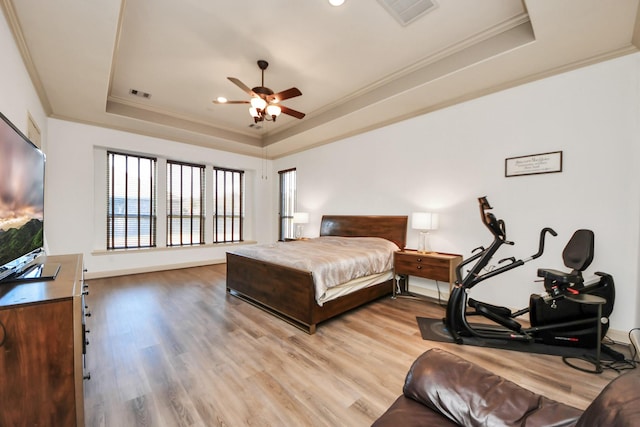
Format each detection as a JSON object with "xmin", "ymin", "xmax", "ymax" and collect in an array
[
  {"xmin": 292, "ymin": 212, "xmax": 309, "ymax": 239},
  {"xmin": 412, "ymin": 212, "xmax": 439, "ymax": 253}
]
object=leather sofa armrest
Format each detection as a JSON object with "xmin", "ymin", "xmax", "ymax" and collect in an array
[
  {"xmin": 575, "ymin": 367, "xmax": 640, "ymax": 427},
  {"xmin": 402, "ymin": 348, "xmax": 582, "ymax": 427}
]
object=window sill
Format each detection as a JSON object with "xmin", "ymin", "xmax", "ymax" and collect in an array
[{"xmin": 91, "ymin": 240, "xmax": 257, "ymax": 256}]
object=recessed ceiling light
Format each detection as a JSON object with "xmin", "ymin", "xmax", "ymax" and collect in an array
[
  {"xmin": 216, "ymin": 96, "xmax": 228, "ymax": 103},
  {"xmin": 329, "ymin": 0, "xmax": 345, "ymax": 6}
]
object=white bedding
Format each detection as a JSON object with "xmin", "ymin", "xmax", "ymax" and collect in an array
[
  {"xmin": 228, "ymin": 236, "xmax": 399, "ymax": 305},
  {"xmin": 319, "ymin": 270, "xmax": 393, "ymax": 305}
]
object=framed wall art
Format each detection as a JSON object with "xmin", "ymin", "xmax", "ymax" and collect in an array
[{"xmin": 505, "ymin": 151, "xmax": 562, "ymax": 177}]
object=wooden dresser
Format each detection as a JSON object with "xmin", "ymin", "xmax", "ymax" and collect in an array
[{"xmin": 0, "ymin": 254, "xmax": 88, "ymax": 426}]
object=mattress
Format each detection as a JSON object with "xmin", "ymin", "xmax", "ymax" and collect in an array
[{"xmin": 227, "ymin": 236, "xmax": 398, "ymax": 305}]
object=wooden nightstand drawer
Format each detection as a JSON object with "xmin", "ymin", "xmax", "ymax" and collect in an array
[
  {"xmin": 394, "ymin": 257, "xmax": 450, "ymax": 281},
  {"xmin": 393, "ymin": 250, "xmax": 463, "ymax": 298}
]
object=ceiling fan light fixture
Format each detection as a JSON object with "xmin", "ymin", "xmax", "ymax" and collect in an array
[
  {"xmin": 216, "ymin": 96, "xmax": 228, "ymax": 103},
  {"xmin": 329, "ymin": 0, "xmax": 345, "ymax": 6},
  {"xmin": 250, "ymin": 96, "xmax": 267, "ymax": 109},
  {"xmin": 216, "ymin": 59, "xmax": 305, "ymax": 123},
  {"xmin": 266, "ymin": 104, "xmax": 281, "ymax": 117}
]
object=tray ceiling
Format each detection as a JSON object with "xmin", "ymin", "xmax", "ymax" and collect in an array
[{"xmin": 2, "ymin": 0, "xmax": 639, "ymax": 158}]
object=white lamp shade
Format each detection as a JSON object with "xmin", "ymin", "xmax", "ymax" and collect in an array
[
  {"xmin": 292, "ymin": 212, "xmax": 309, "ymax": 224},
  {"xmin": 412, "ymin": 212, "xmax": 439, "ymax": 231}
]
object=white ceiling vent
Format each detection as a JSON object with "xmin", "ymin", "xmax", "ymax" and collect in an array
[
  {"xmin": 377, "ymin": 0, "xmax": 438, "ymax": 26},
  {"xmin": 129, "ymin": 89, "xmax": 151, "ymax": 99}
]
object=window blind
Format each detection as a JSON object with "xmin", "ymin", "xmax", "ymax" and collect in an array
[{"xmin": 107, "ymin": 151, "xmax": 157, "ymax": 249}]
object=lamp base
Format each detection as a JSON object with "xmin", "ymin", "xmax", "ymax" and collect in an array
[{"xmin": 417, "ymin": 231, "xmax": 433, "ymax": 254}]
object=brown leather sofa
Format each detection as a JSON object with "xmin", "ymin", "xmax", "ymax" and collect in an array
[{"xmin": 373, "ymin": 348, "xmax": 639, "ymax": 427}]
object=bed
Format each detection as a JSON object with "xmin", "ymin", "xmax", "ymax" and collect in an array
[{"xmin": 226, "ymin": 215, "xmax": 408, "ymax": 334}]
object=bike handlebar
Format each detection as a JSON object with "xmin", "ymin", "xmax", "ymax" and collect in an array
[{"xmin": 531, "ymin": 227, "xmax": 557, "ymax": 260}]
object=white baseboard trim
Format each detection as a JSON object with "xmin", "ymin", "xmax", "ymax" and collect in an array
[
  {"xmin": 84, "ymin": 258, "xmax": 226, "ymax": 280},
  {"xmin": 406, "ymin": 282, "xmax": 450, "ymax": 303},
  {"xmin": 629, "ymin": 329, "xmax": 640, "ymax": 361}
]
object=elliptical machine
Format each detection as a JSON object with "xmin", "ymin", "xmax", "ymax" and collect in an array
[{"xmin": 444, "ymin": 197, "xmax": 615, "ymax": 348}]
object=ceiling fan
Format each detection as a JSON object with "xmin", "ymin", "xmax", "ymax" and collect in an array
[{"xmin": 213, "ymin": 60, "xmax": 305, "ymax": 123}]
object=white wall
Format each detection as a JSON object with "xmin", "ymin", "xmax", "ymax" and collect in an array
[
  {"xmin": 45, "ymin": 119, "xmax": 274, "ymax": 278},
  {"xmin": 0, "ymin": 8, "xmax": 50, "ymax": 253},
  {"xmin": 274, "ymin": 53, "xmax": 640, "ymax": 335},
  {"xmin": 0, "ymin": 11, "xmax": 47, "ymax": 139},
  {"xmin": 1, "ymin": 9, "xmax": 275, "ymax": 279}
]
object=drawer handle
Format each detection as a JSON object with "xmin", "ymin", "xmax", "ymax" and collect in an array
[
  {"xmin": 416, "ymin": 258, "xmax": 422, "ymax": 262},
  {"xmin": 416, "ymin": 265, "xmax": 422, "ymax": 270}
]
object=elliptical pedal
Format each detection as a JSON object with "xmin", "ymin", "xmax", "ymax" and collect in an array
[
  {"xmin": 474, "ymin": 303, "xmax": 523, "ymax": 332},
  {"xmin": 469, "ymin": 298, "xmax": 513, "ymax": 317}
]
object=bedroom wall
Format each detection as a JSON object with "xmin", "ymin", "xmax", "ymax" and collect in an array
[
  {"xmin": 1, "ymin": 8, "xmax": 274, "ymax": 279},
  {"xmin": 0, "ymin": 8, "xmax": 49, "ymax": 248},
  {"xmin": 273, "ymin": 52, "xmax": 640, "ymax": 337},
  {"xmin": 45, "ymin": 119, "xmax": 274, "ymax": 278},
  {"xmin": 0, "ymin": 11, "xmax": 47, "ymax": 139}
]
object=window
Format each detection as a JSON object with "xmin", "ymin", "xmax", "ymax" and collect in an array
[
  {"xmin": 107, "ymin": 151, "xmax": 157, "ymax": 249},
  {"xmin": 278, "ymin": 168, "xmax": 296, "ymax": 240},
  {"xmin": 167, "ymin": 161, "xmax": 205, "ymax": 246},
  {"xmin": 213, "ymin": 167, "xmax": 244, "ymax": 243}
]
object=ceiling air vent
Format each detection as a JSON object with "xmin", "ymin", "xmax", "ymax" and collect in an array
[
  {"xmin": 377, "ymin": 0, "xmax": 438, "ymax": 26},
  {"xmin": 129, "ymin": 89, "xmax": 151, "ymax": 99}
]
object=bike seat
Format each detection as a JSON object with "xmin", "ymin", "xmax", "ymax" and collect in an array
[
  {"xmin": 536, "ymin": 229, "xmax": 594, "ymax": 286},
  {"xmin": 537, "ymin": 268, "xmax": 583, "ymax": 284}
]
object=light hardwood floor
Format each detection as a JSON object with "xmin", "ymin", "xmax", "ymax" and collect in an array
[{"xmin": 83, "ymin": 264, "xmax": 627, "ymax": 426}]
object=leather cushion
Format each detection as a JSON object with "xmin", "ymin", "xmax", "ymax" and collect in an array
[
  {"xmin": 372, "ymin": 395, "xmax": 458, "ymax": 427},
  {"xmin": 576, "ymin": 367, "xmax": 640, "ymax": 427},
  {"xmin": 402, "ymin": 348, "xmax": 582, "ymax": 427}
]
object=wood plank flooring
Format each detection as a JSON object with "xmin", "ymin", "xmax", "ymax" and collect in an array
[{"xmin": 83, "ymin": 264, "xmax": 627, "ymax": 426}]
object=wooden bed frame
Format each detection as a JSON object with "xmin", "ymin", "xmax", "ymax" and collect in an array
[{"xmin": 226, "ymin": 215, "xmax": 408, "ymax": 334}]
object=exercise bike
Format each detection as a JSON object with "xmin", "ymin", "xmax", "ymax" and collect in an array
[{"xmin": 444, "ymin": 197, "xmax": 615, "ymax": 349}]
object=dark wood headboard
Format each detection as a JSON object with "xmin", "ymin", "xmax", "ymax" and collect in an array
[{"xmin": 319, "ymin": 215, "xmax": 408, "ymax": 250}]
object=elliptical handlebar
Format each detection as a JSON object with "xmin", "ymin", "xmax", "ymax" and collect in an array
[
  {"xmin": 479, "ymin": 196, "xmax": 507, "ymax": 241},
  {"xmin": 455, "ymin": 197, "xmax": 557, "ymax": 288}
]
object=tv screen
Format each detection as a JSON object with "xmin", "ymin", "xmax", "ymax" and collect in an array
[{"xmin": 0, "ymin": 112, "xmax": 49, "ymax": 282}]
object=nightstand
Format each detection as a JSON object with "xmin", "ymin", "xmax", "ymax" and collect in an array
[{"xmin": 393, "ymin": 250, "xmax": 463, "ymax": 299}]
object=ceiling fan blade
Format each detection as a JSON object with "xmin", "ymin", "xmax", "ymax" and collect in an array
[
  {"xmin": 271, "ymin": 87, "xmax": 302, "ymax": 102},
  {"xmin": 212, "ymin": 100, "xmax": 249, "ymax": 104},
  {"xmin": 228, "ymin": 77, "xmax": 257, "ymax": 97},
  {"xmin": 280, "ymin": 105, "xmax": 306, "ymax": 119}
]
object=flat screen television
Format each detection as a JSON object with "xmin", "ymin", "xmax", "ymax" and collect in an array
[{"xmin": 0, "ymin": 112, "xmax": 58, "ymax": 283}]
